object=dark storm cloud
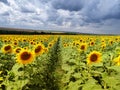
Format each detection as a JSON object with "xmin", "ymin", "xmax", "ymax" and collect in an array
[
  {"xmin": 20, "ymin": 6, "xmax": 35, "ymax": 13},
  {"xmin": 52, "ymin": 0, "xmax": 84, "ymax": 11},
  {"xmin": 0, "ymin": 0, "xmax": 9, "ymax": 5},
  {"xmin": 52, "ymin": 0, "xmax": 120, "ymax": 24},
  {"xmin": 82, "ymin": 0, "xmax": 120, "ymax": 23}
]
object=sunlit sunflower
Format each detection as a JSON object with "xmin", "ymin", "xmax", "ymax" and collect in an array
[
  {"xmin": 34, "ymin": 43, "xmax": 45, "ymax": 56},
  {"xmin": 79, "ymin": 43, "xmax": 88, "ymax": 51},
  {"xmin": 1, "ymin": 44, "xmax": 13, "ymax": 54},
  {"xmin": 87, "ymin": 51, "xmax": 102, "ymax": 64},
  {"xmin": 63, "ymin": 43, "xmax": 67, "ymax": 47},
  {"xmin": 12, "ymin": 41, "xmax": 18, "ymax": 46},
  {"xmin": 23, "ymin": 46, "xmax": 29, "ymax": 50},
  {"xmin": 80, "ymin": 39, "xmax": 83, "ymax": 42},
  {"xmin": 3, "ymin": 39, "xmax": 7, "ymax": 43},
  {"xmin": 30, "ymin": 41, "xmax": 34, "ymax": 45},
  {"xmin": 48, "ymin": 42, "xmax": 54, "ymax": 48},
  {"xmin": 89, "ymin": 41, "xmax": 95, "ymax": 46},
  {"xmin": 101, "ymin": 43, "xmax": 106, "ymax": 50},
  {"xmin": 16, "ymin": 50, "xmax": 35, "ymax": 64},
  {"xmin": 109, "ymin": 40, "xmax": 114, "ymax": 45},
  {"xmin": 113, "ymin": 56, "xmax": 120, "ymax": 66}
]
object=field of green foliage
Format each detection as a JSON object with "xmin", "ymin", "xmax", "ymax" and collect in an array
[{"xmin": 0, "ymin": 35, "xmax": 120, "ymax": 90}]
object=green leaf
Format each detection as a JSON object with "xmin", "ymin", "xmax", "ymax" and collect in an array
[{"xmin": 82, "ymin": 78, "xmax": 101, "ymax": 90}]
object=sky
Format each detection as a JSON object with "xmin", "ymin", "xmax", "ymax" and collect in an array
[{"xmin": 0, "ymin": 0, "xmax": 120, "ymax": 34}]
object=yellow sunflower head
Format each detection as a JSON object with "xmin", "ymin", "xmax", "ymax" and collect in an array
[
  {"xmin": 87, "ymin": 51, "xmax": 102, "ymax": 64},
  {"xmin": 30, "ymin": 41, "xmax": 34, "ymax": 45},
  {"xmin": 1, "ymin": 44, "xmax": 13, "ymax": 54},
  {"xmin": 12, "ymin": 41, "xmax": 18, "ymax": 46},
  {"xmin": 109, "ymin": 40, "xmax": 114, "ymax": 45},
  {"xmin": 34, "ymin": 43, "xmax": 45, "ymax": 56},
  {"xmin": 79, "ymin": 43, "xmax": 88, "ymax": 51},
  {"xmin": 101, "ymin": 42, "xmax": 106, "ymax": 50},
  {"xmin": 48, "ymin": 42, "xmax": 54, "ymax": 48},
  {"xmin": 16, "ymin": 50, "xmax": 35, "ymax": 64},
  {"xmin": 24, "ymin": 47, "xmax": 29, "ymax": 50},
  {"xmin": 90, "ymin": 41, "xmax": 95, "ymax": 46}
]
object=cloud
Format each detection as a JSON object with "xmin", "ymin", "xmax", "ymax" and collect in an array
[
  {"xmin": 81, "ymin": 0, "xmax": 120, "ymax": 23},
  {"xmin": 0, "ymin": 0, "xmax": 120, "ymax": 34},
  {"xmin": 0, "ymin": 2, "xmax": 10, "ymax": 15},
  {"xmin": 52, "ymin": 0, "xmax": 84, "ymax": 11},
  {"xmin": 0, "ymin": 0, "xmax": 9, "ymax": 5}
]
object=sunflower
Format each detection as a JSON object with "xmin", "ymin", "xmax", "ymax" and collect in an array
[
  {"xmin": 101, "ymin": 43, "xmax": 106, "ymax": 50},
  {"xmin": 44, "ymin": 48, "xmax": 49, "ymax": 53},
  {"xmin": 1, "ymin": 44, "xmax": 13, "ymax": 54},
  {"xmin": 75, "ymin": 41, "xmax": 80, "ymax": 47},
  {"xmin": 24, "ymin": 47, "xmax": 29, "ymax": 50},
  {"xmin": 16, "ymin": 50, "xmax": 35, "ymax": 64},
  {"xmin": 89, "ymin": 41, "xmax": 95, "ymax": 46},
  {"xmin": 109, "ymin": 40, "xmax": 114, "ymax": 45},
  {"xmin": 79, "ymin": 43, "xmax": 87, "ymax": 51},
  {"xmin": 113, "ymin": 56, "xmax": 120, "ymax": 66},
  {"xmin": 63, "ymin": 43, "xmax": 69, "ymax": 47},
  {"xmin": 14, "ymin": 47, "xmax": 22, "ymax": 54},
  {"xmin": 87, "ymin": 51, "xmax": 102, "ymax": 64},
  {"xmin": 34, "ymin": 43, "xmax": 45, "ymax": 56},
  {"xmin": 48, "ymin": 42, "xmax": 54, "ymax": 48},
  {"xmin": 3, "ymin": 39, "xmax": 7, "ymax": 43},
  {"xmin": 30, "ymin": 41, "xmax": 34, "ymax": 45},
  {"xmin": 12, "ymin": 41, "xmax": 18, "ymax": 46}
]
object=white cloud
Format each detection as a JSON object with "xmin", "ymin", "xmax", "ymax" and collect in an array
[{"xmin": 0, "ymin": 2, "xmax": 10, "ymax": 15}]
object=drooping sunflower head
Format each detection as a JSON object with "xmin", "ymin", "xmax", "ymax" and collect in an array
[
  {"xmin": 1, "ymin": 44, "xmax": 13, "ymax": 54},
  {"xmin": 14, "ymin": 47, "xmax": 22, "ymax": 54},
  {"xmin": 16, "ymin": 50, "xmax": 35, "ymax": 64},
  {"xmin": 87, "ymin": 51, "xmax": 102, "ymax": 64},
  {"xmin": 34, "ymin": 43, "xmax": 45, "ymax": 56},
  {"xmin": 75, "ymin": 41, "xmax": 80, "ymax": 47}
]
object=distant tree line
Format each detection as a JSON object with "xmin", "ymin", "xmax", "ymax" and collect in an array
[
  {"xmin": 0, "ymin": 29, "xmax": 78, "ymax": 35},
  {"xmin": 0, "ymin": 30, "xmax": 63, "ymax": 35},
  {"xmin": 1, "ymin": 29, "xmax": 114, "ymax": 35},
  {"xmin": 0, "ymin": 29, "xmax": 46, "ymax": 35}
]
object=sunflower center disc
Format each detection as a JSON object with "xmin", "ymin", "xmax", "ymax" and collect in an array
[
  {"xmin": 35, "ymin": 46, "xmax": 42, "ymax": 53},
  {"xmin": 81, "ymin": 45, "xmax": 85, "ymax": 50},
  {"xmin": 90, "ymin": 54, "xmax": 98, "ymax": 62},
  {"xmin": 5, "ymin": 45, "xmax": 11, "ymax": 51},
  {"xmin": 21, "ymin": 52, "xmax": 31, "ymax": 60}
]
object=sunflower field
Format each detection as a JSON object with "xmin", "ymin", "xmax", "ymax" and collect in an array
[{"xmin": 0, "ymin": 35, "xmax": 120, "ymax": 90}]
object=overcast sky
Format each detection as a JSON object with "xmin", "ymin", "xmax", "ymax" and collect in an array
[{"xmin": 0, "ymin": 0, "xmax": 120, "ymax": 34}]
